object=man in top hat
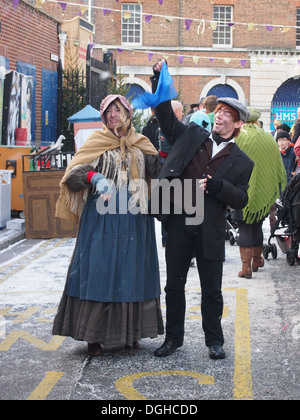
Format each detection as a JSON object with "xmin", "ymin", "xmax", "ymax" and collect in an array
[{"xmin": 151, "ymin": 59, "xmax": 254, "ymax": 360}]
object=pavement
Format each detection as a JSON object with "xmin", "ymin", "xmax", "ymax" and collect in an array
[
  {"xmin": 0, "ymin": 222, "xmax": 25, "ymax": 252},
  {"xmin": 0, "ymin": 218, "xmax": 300, "ymax": 401}
]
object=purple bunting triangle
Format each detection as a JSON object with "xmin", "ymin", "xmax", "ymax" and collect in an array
[
  {"xmin": 158, "ymin": 0, "xmax": 163, "ymax": 5},
  {"xmin": 145, "ymin": 15, "xmax": 153, "ymax": 23},
  {"xmin": 185, "ymin": 19, "xmax": 193, "ymax": 30},
  {"xmin": 148, "ymin": 53, "xmax": 154, "ymax": 62},
  {"xmin": 266, "ymin": 25, "xmax": 273, "ymax": 31},
  {"xmin": 12, "ymin": 0, "xmax": 20, "ymax": 9},
  {"xmin": 59, "ymin": 2, "xmax": 67, "ymax": 10},
  {"xmin": 178, "ymin": 55, "xmax": 184, "ymax": 64},
  {"xmin": 103, "ymin": 9, "xmax": 111, "ymax": 16},
  {"xmin": 240, "ymin": 59, "xmax": 246, "ymax": 67}
]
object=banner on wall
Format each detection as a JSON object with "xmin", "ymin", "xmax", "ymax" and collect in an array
[
  {"xmin": 0, "ymin": 67, "xmax": 4, "ymax": 145},
  {"xmin": 1, "ymin": 71, "xmax": 33, "ymax": 146},
  {"xmin": 270, "ymin": 105, "xmax": 299, "ymax": 131}
]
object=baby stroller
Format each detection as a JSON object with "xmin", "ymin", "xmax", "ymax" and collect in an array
[
  {"xmin": 263, "ymin": 173, "xmax": 300, "ymax": 266},
  {"xmin": 226, "ymin": 208, "xmax": 239, "ymax": 246}
]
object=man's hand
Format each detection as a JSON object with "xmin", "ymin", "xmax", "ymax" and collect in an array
[
  {"xmin": 199, "ymin": 175, "xmax": 223, "ymax": 196},
  {"xmin": 153, "ymin": 58, "xmax": 167, "ymax": 74}
]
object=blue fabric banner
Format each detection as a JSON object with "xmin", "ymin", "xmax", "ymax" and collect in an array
[{"xmin": 132, "ymin": 63, "xmax": 177, "ymax": 109}]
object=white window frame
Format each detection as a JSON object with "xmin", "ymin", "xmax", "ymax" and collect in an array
[
  {"xmin": 121, "ymin": 3, "xmax": 142, "ymax": 46},
  {"xmin": 296, "ymin": 8, "xmax": 300, "ymax": 49},
  {"xmin": 213, "ymin": 5, "xmax": 233, "ymax": 48}
]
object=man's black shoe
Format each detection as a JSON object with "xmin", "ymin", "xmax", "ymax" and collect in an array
[
  {"xmin": 208, "ymin": 345, "xmax": 226, "ymax": 360},
  {"xmin": 154, "ymin": 340, "xmax": 183, "ymax": 357}
]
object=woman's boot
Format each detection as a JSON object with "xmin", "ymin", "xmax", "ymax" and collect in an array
[
  {"xmin": 252, "ymin": 246, "xmax": 265, "ymax": 272},
  {"xmin": 87, "ymin": 343, "xmax": 103, "ymax": 357},
  {"xmin": 238, "ymin": 247, "xmax": 253, "ymax": 279}
]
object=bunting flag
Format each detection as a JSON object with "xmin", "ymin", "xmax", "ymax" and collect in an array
[
  {"xmin": 11, "ymin": 0, "xmax": 300, "ymax": 68},
  {"xmin": 185, "ymin": 19, "xmax": 193, "ymax": 31},
  {"xmin": 145, "ymin": 15, "xmax": 153, "ymax": 23},
  {"xmin": 81, "ymin": 6, "xmax": 88, "ymax": 15},
  {"xmin": 59, "ymin": 2, "xmax": 67, "ymax": 11},
  {"xmin": 210, "ymin": 21, "xmax": 218, "ymax": 30},
  {"xmin": 123, "ymin": 12, "xmax": 131, "ymax": 20},
  {"xmin": 12, "ymin": 0, "xmax": 20, "ymax": 9},
  {"xmin": 35, "ymin": 0, "xmax": 45, "ymax": 8},
  {"xmin": 39, "ymin": 0, "xmax": 300, "ymax": 36}
]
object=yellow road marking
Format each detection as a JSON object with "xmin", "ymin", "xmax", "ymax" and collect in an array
[
  {"xmin": 0, "ymin": 331, "xmax": 65, "ymax": 351},
  {"xmin": 233, "ymin": 289, "xmax": 253, "ymax": 400},
  {"xmin": 27, "ymin": 372, "xmax": 64, "ymax": 400},
  {"xmin": 115, "ymin": 371, "xmax": 215, "ymax": 400}
]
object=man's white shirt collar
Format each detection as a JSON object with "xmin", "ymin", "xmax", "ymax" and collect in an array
[{"xmin": 209, "ymin": 133, "xmax": 235, "ymax": 158}]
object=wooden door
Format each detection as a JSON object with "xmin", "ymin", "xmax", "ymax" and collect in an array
[{"xmin": 23, "ymin": 170, "xmax": 77, "ymax": 239}]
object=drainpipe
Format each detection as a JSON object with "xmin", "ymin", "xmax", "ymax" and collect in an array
[{"xmin": 59, "ymin": 32, "xmax": 68, "ymax": 70}]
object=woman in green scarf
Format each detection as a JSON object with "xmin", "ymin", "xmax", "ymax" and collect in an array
[{"xmin": 234, "ymin": 108, "xmax": 286, "ymax": 279}]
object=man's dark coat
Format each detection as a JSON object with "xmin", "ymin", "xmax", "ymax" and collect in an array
[{"xmin": 152, "ymin": 99, "xmax": 254, "ymax": 261}]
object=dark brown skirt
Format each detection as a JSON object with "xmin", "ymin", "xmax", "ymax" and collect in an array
[{"xmin": 52, "ymin": 289, "xmax": 164, "ymax": 348}]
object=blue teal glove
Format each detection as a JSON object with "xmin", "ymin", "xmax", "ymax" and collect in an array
[{"xmin": 91, "ymin": 173, "xmax": 112, "ymax": 195}]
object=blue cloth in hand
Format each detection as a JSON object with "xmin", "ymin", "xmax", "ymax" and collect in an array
[
  {"xmin": 132, "ymin": 62, "xmax": 177, "ymax": 109},
  {"xmin": 91, "ymin": 173, "xmax": 112, "ymax": 195}
]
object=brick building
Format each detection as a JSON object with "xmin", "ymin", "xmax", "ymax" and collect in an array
[
  {"xmin": 31, "ymin": 0, "xmax": 300, "ymax": 130},
  {"xmin": 0, "ymin": 0, "xmax": 61, "ymax": 145}
]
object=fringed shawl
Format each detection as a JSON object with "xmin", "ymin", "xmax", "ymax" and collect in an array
[
  {"xmin": 235, "ymin": 123, "xmax": 287, "ymax": 224},
  {"xmin": 56, "ymin": 125, "xmax": 157, "ymax": 223}
]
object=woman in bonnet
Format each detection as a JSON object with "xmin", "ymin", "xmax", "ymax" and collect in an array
[{"xmin": 53, "ymin": 95, "xmax": 164, "ymax": 356}]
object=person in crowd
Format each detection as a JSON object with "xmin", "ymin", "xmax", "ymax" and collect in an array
[
  {"xmin": 182, "ymin": 102, "xmax": 200, "ymax": 125},
  {"xmin": 53, "ymin": 94, "xmax": 164, "ymax": 357},
  {"xmin": 150, "ymin": 59, "xmax": 254, "ymax": 360},
  {"xmin": 202, "ymin": 95, "xmax": 218, "ymax": 126},
  {"xmin": 290, "ymin": 107, "xmax": 300, "ymax": 142},
  {"xmin": 276, "ymin": 131, "xmax": 297, "ymax": 183},
  {"xmin": 142, "ymin": 109, "xmax": 159, "ymax": 150},
  {"xmin": 271, "ymin": 119, "xmax": 282, "ymax": 137},
  {"xmin": 234, "ymin": 108, "xmax": 286, "ymax": 278},
  {"xmin": 294, "ymin": 135, "xmax": 300, "ymax": 174},
  {"xmin": 276, "ymin": 123, "xmax": 291, "ymax": 137}
]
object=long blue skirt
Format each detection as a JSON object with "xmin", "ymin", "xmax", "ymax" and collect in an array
[
  {"xmin": 53, "ymin": 193, "xmax": 164, "ymax": 347},
  {"xmin": 66, "ymin": 193, "xmax": 161, "ymax": 303}
]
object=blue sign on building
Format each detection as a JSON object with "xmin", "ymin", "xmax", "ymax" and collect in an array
[{"xmin": 270, "ymin": 105, "xmax": 298, "ymax": 131}]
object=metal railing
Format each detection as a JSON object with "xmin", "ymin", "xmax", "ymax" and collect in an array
[{"xmin": 22, "ymin": 152, "xmax": 75, "ymax": 172}]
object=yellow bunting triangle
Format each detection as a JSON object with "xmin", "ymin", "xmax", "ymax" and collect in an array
[
  {"xmin": 193, "ymin": 56, "xmax": 200, "ymax": 65},
  {"xmin": 35, "ymin": 0, "xmax": 44, "ymax": 8},
  {"xmin": 81, "ymin": 6, "xmax": 88, "ymax": 14},
  {"xmin": 210, "ymin": 21, "xmax": 218, "ymax": 30},
  {"xmin": 248, "ymin": 23, "xmax": 255, "ymax": 31},
  {"xmin": 123, "ymin": 12, "xmax": 132, "ymax": 20}
]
